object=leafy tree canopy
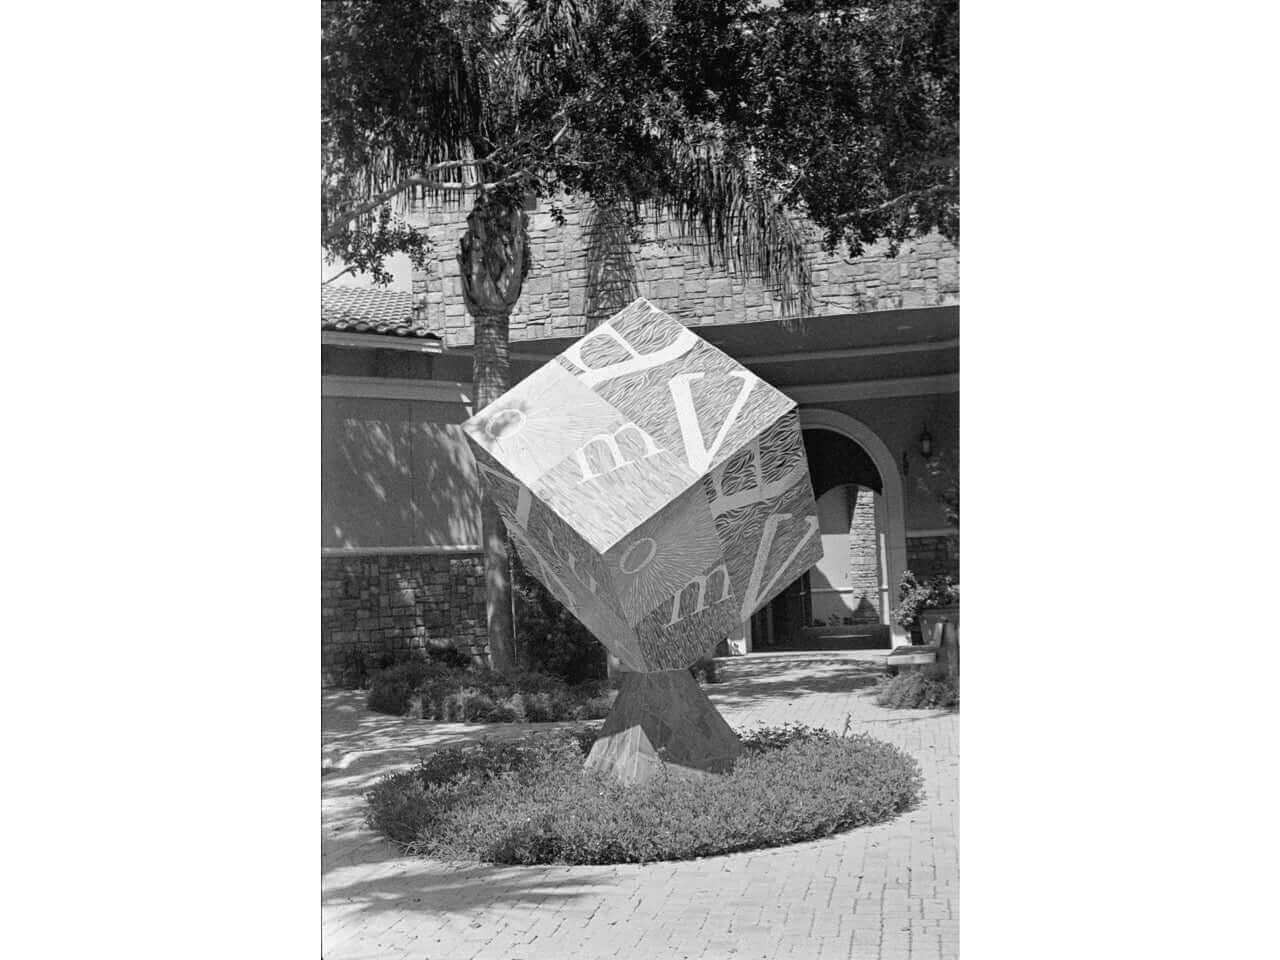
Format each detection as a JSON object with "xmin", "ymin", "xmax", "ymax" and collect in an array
[{"xmin": 322, "ymin": 0, "xmax": 957, "ymax": 289}]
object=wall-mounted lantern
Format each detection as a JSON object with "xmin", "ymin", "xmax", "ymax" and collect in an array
[{"xmin": 919, "ymin": 426, "xmax": 934, "ymax": 460}]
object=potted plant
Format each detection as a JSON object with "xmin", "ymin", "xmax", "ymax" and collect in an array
[
  {"xmin": 917, "ymin": 576, "xmax": 960, "ymax": 647},
  {"xmin": 892, "ymin": 571, "xmax": 960, "ymax": 646},
  {"xmin": 911, "ymin": 447, "xmax": 960, "ymax": 650}
]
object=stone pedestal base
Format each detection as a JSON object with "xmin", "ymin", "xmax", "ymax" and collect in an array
[
  {"xmin": 936, "ymin": 621, "xmax": 959, "ymax": 689},
  {"xmin": 584, "ymin": 669, "xmax": 742, "ymax": 786}
]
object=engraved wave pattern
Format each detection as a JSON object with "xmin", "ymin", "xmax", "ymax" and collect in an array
[
  {"xmin": 636, "ymin": 597, "xmax": 739, "ymax": 669},
  {"xmin": 570, "ymin": 307, "xmax": 792, "ymax": 473},
  {"xmin": 524, "ymin": 500, "xmax": 625, "ymax": 621},
  {"xmin": 704, "ymin": 412, "xmax": 808, "ymax": 532},
  {"xmin": 716, "ymin": 481, "xmax": 820, "ymax": 614},
  {"xmin": 580, "ymin": 316, "xmax": 705, "ymax": 434}
]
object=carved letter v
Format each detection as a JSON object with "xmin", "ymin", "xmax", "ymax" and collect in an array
[{"xmin": 668, "ymin": 369, "xmax": 758, "ymax": 473}]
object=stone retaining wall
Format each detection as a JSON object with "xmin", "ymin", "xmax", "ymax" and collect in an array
[{"xmin": 321, "ymin": 552, "xmax": 487, "ymax": 684}]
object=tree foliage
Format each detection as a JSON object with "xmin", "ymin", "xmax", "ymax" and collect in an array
[
  {"xmin": 322, "ymin": 0, "xmax": 958, "ymax": 299},
  {"xmin": 739, "ymin": 0, "xmax": 959, "ymax": 256}
]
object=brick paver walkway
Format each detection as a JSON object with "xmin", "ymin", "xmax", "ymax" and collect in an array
[{"xmin": 322, "ymin": 651, "xmax": 958, "ymax": 959}]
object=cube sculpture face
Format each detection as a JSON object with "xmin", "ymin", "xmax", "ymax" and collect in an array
[{"xmin": 463, "ymin": 299, "xmax": 822, "ymax": 672}]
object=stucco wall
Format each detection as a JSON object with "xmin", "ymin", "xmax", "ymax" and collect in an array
[
  {"xmin": 412, "ymin": 199, "xmax": 958, "ymax": 347},
  {"xmin": 810, "ymin": 485, "xmax": 853, "ymax": 624},
  {"xmin": 809, "ymin": 483, "xmax": 884, "ymax": 626},
  {"xmin": 801, "ymin": 393, "xmax": 958, "ymax": 533},
  {"xmin": 321, "ymin": 396, "xmax": 481, "ymax": 550}
]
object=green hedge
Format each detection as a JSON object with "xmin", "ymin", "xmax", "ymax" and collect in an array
[{"xmin": 364, "ymin": 724, "xmax": 922, "ymax": 864}]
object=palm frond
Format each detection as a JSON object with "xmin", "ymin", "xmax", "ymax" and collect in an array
[
  {"xmin": 322, "ymin": 0, "xmax": 507, "ymax": 232},
  {"xmin": 582, "ymin": 201, "xmax": 639, "ymax": 329},
  {"xmin": 514, "ymin": 0, "xmax": 591, "ymax": 55},
  {"xmin": 650, "ymin": 138, "xmax": 813, "ymax": 323}
]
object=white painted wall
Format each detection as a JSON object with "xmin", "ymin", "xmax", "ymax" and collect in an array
[{"xmin": 810, "ymin": 485, "xmax": 855, "ymax": 624}]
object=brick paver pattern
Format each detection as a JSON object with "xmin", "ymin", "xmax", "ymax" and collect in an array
[{"xmin": 322, "ymin": 651, "xmax": 958, "ymax": 960}]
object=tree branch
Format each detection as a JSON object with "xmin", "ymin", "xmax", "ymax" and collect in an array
[
  {"xmin": 351, "ymin": 118, "xmax": 567, "ymax": 232},
  {"xmin": 322, "ymin": 152, "xmax": 519, "ymax": 241},
  {"xmin": 840, "ymin": 185, "xmax": 958, "ymax": 223},
  {"xmin": 323, "ymin": 176, "xmax": 459, "ymax": 240},
  {"xmin": 321, "ymin": 265, "xmax": 357, "ymax": 285}
]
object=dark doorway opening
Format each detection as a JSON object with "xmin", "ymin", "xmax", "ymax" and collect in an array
[{"xmin": 748, "ymin": 428, "xmax": 892, "ymax": 652}]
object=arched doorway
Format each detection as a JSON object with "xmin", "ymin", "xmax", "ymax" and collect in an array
[{"xmin": 744, "ymin": 409, "xmax": 909, "ymax": 651}]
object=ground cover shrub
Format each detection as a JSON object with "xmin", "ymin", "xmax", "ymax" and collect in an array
[
  {"xmin": 876, "ymin": 670, "xmax": 958, "ymax": 709},
  {"xmin": 366, "ymin": 662, "xmax": 616, "ymax": 723},
  {"xmin": 738, "ymin": 722, "xmax": 839, "ymax": 751},
  {"xmin": 329, "ymin": 644, "xmax": 473, "ymax": 690},
  {"xmin": 364, "ymin": 659, "xmax": 453, "ymax": 714},
  {"xmin": 365, "ymin": 724, "xmax": 922, "ymax": 865}
]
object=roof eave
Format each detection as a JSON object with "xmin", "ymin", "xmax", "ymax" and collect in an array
[{"xmin": 320, "ymin": 330, "xmax": 444, "ymax": 354}]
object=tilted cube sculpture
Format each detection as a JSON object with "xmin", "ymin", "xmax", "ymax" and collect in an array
[{"xmin": 463, "ymin": 299, "xmax": 822, "ymax": 784}]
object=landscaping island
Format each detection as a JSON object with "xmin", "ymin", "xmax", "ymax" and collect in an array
[{"xmin": 365, "ymin": 723, "xmax": 922, "ymax": 865}]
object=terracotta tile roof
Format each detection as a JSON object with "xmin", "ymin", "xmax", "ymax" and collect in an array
[{"xmin": 321, "ymin": 286, "xmax": 441, "ymax": 340}]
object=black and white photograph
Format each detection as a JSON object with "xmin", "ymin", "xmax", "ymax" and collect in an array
[{"xmin": 319, "ymin": 3, "xmax": 958, "ymax": 957}]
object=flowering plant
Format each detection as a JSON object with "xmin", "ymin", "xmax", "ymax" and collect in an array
[{"xmin": 891, "ymin": 571, "xmax": 960, "ymax": 630}]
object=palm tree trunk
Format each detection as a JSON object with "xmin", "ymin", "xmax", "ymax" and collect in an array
[
  {"xmin": 458, "ymin": 196, "xmax": 530, "ymax": 675},
  {"xmin": 473, "ymin": 307, "xmax": 516, "ymax": 673}
]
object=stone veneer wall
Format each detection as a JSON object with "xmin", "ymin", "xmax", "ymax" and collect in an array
[
  {"xmin": 412, "ymin": 199, "xmax": 958, "ymax": 347},
  {"xmin": 847, "ymin": 486, "xmax": 884, "ymax": 622},
  {"xmin": 906, "ymin": 534, "xmax": 960, "ymax": 582},
  {"xmin": 321, "ymin": 552, "xmax": 487, "ymax": 684}
]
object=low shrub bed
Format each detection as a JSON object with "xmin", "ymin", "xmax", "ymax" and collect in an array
[
  {"xmin": 364, "ymin": 724, "xmax": 923, "ymax": 864},
  {"xmin": 366, "ymin": 660, "xmax": 616, "ymax": 723},
  {"xmin": 876, "ymin": 671, "xmax": 959, "ymax": 709},
  {"xmin": 329, "ymin": 644, "xmax": 472, "ymax": 690}
]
